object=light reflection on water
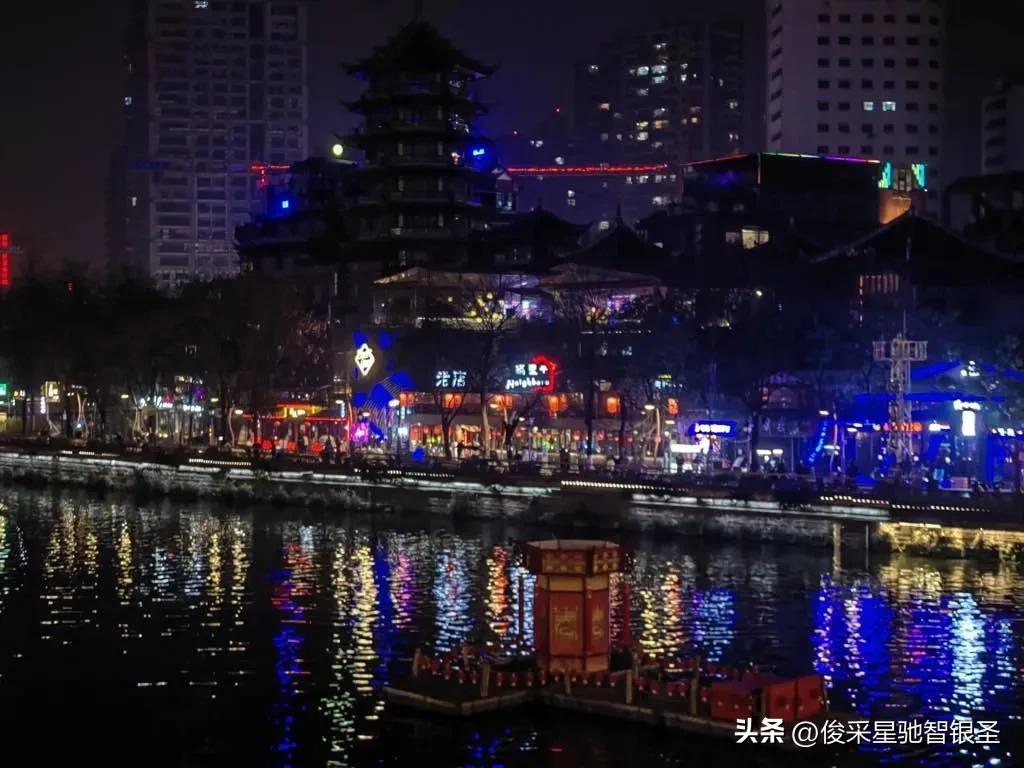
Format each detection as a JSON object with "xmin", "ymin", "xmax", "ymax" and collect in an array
[{"xmin": 0, "ymin": 488, "xmax": 1020, "ymax": 767}]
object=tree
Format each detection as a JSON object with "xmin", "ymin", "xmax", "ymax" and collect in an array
[{"xmin": 710, "ymin": 290, "xmax": 806, "ymax": 471}]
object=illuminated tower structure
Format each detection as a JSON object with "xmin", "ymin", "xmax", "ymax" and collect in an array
[
  {"xmin": 873, "ymin": 330, "xmax": 927, "ymax": 462},
  {"xmin": 342, "ymin": 20, "xmax": 500, "ymax": 279}
]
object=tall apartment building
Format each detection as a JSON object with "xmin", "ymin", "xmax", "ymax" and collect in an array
[
  {"xmin": 110, "ymin": 0, "xmax": 309, "ymax": 288},
  {"xmin": 981, "ymin": 80, "xmax": 1024, "ymax": 175},
  {"xmin": 765, "ymin": 0, "xmax": 946, "ymax": 202},
  {"xmin": 573, "ymin": 15, "xmax": 752, "ymax": 221}
]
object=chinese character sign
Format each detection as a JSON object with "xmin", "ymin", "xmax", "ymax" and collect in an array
[
  {"xmin": 504, "ymin": 355, "xmax": 558, "ymax": 393},
  {"xmin": 434, "ymin": 369, "xmax": 468, "ymax": 390}
]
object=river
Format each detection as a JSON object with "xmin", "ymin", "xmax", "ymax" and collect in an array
[{"xmin": 0, "ymin": 488, "xmax": 1020, "ymax": 766}]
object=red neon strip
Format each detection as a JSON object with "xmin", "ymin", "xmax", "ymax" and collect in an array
[
  {"xmin": 0, "ymin": 253, "xmax": 8, "ymax": 287},
  {"xmin": 504, "ymin": 163, "xmax": 670, "ymax": 176}
]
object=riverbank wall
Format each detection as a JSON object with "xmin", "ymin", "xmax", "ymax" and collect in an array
[{"xmin": 1, "ymin": 449, "xmax": 1022, "ymax": 560}]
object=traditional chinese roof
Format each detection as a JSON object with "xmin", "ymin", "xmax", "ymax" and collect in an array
[
  {"xmin": 811, "ymin": 212, "xmax": 1020, "ymax": 287},
  {"xmin": 486, "ymin": 208, "xmax": 585, "ymax": 257},
  {"xmin": 373, "ymin": 266, "xmax": 536, "ymax": 290},
  {"xmin": 536, "ymin": 262, "xmax": 661, "ymax": 291},
  {"xmin": 346, "ymin": 20, "xmax": 495, "ymax": 78},
  {"xmin": 563, "ymin": 222, "xmax": 674, "ymax": 281}
]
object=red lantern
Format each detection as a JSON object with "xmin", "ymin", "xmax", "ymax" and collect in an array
[
  {"xmin": 605, "ymin": 395, "xmax": 620, "ymax": 416},
  {"xmin": 667, "ymin": 398, "xmax": 679, "ymax": 416}
]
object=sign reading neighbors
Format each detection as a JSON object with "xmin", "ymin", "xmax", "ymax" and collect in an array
[{"xmin": 504, "ymin": 355, "xmax": 558, "ymax": 393}]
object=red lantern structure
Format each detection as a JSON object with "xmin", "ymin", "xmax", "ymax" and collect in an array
[
  {"xmin": 524, "ymin": 540, "xmax": 623, "ymax": 674},
  {"xmin": 605, "ymin": 395, "xmax": 620, "ymax": 416}
]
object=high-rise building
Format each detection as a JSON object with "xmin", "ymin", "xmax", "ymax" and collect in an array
[
  {"xmin": 765, "ymin": 0, "xmax": 946, "ymax": 203},
  {"xmin": 574, "ymin": 18, "xmax": 750, "ymax": 222},
  {"xmin": 109, "ymin": 0, "xmax": 309, "ymax": 289},
  {"xmin": 981, "ymin": 80, "xmax": 1024, "ymax": 175}
]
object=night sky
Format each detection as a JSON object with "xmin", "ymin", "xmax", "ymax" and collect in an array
[{"xmin": 1, "ymin": 0, "xmax": 1022, "ymax": 268}]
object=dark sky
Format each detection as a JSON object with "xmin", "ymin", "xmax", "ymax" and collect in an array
[{"xmin": 1, "ymin": 0, "xmax": 1022, "ymax": 269}]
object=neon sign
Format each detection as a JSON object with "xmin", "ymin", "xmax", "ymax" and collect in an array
[
  {"xmin": 504, "ymin": 355, "xmax": 558, "ymax": 393},
  {"xmin": 354, "ymin": 343, "xmax": 376, "ymax": 377},
  {"xmin": 434, "ymin": 369, "xmax": 468, "ymax": 389},
  {"xmin": 691, "ymin": 420, "xmax": 736, "ymax": 437}
]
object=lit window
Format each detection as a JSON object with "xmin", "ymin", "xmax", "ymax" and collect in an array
[
  {"xmin": 130, "ymin": 196, "xmax": 138, "ymax": 207},
  {"xmin": 741, "ymin": 227, "xmax": 770, "ymax": 249},
  {"xmin": 652, "ymin": 195, "xmax": 669, "ymax": 206},
  {"xmin": 636, "ymin": 88, "xmax": 649, "ymax": 96},
  {"xmin": 194, "ymin": 0, "xmax": 208, "ymax": 7},
  {"xmin": 635, "ymin": 132, "xmax": 649, "ymax": 141},
  {"xmin": 653, "ymin": 107, "xmax": 667, "ymax": 117},
  {"xmin": 636, "ymin": 66, "xmax": 650, "ymax": 76},
  {"xmin": 728, "ymin": 99, "xmax": 739, "ymax": 110},
  {"xmin": 882, "ymin": 101, "xmax": 896, "ymax": 112},
  {"xmin": 651, "ymin": 64, "xmax": 667, "ymax": 75},
  {"xmin": 652, "ymin": 76, "xmax": 666, "ymax": 84},
  {"xmin": 555, "ymin": 156, "xmax": 565, "ymax": 166},
  {"xmin": 653, "ymin": 119, "xmax": 669, "ymax": 130},
  {"xmin": 588, "ymin": 64, "xmax": 599, "ymax": 73},
  {"xmin": 598, "ymin": 220, "xmax": 611, "ymax": 231},
  {"xmin": 123, "ymin": 96, "xmax": 133, "ymax": 106},
  {"xmin": 566, "ymin": 189, "xmax": 575, "ymax": 198},
  {"xmin": 600, "ymin": 132, "xmax": 609, "ymax": 142},
  {"xmin": 598, "ymin": 102, "xmax": 611, "ymax": 111},
  {"xmin": 863, "ymin": 100, "xmax": 874, "ymax": 111},
  {"xmin": 636, "ymin": 120, "xmax": 649, "ymax": 130}
]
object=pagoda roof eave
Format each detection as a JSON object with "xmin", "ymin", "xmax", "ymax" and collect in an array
[
  {"xmin": 345, "ymin": 21, "xmax": 496, "ymax": 79},
  {"xmin": 345, "ymin": 93, "xmax": 490, "ymax": 112}
]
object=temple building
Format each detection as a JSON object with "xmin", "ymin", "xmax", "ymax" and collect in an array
[{"xmin": 343, "ymin": 20, "xmax": 505, "ymax": 275}]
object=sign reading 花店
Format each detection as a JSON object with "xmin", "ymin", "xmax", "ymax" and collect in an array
[{"xmin": 433, "ymin": 369, "xmax": 467, "ymax": 389}]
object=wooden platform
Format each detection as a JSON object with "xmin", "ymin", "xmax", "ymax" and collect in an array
[
  {"xmin": 383, "ymin": 685, "xmax": 532, "ymax": 716},
  {"xmin": 383, "ymin": 678, "xmax": 845, "ymax": 751}
]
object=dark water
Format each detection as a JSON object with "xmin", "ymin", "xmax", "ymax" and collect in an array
[{"xmin": 0, "ymin": 489, "xmax": 1021, "ymax": 767}]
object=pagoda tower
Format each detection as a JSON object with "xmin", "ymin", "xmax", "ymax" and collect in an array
[{"xmin": 344, "ymin": 21, "xmax": 500, "ymax": 273}]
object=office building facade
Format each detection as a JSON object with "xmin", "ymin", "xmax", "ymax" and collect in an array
[
  {"xmin": 981, "ymin": 80, "xmax": 1024, "ymax": 175},
  {"xmin": 765, "ymin": 0, "xmax": 946, "ymax": 202},
  {"xmin": 111, "ymin": 0, "xmax": 309, "ymax": 288},
  {"xmin": 572, "ymin": 16, "xmax": 751, "ymax": 222}
]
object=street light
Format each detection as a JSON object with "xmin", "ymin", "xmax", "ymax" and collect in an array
[
  {"xmin": 331, "ymin": 143, "xmax": 344, "ymax": 158},
  {"xmin": 120, "ymin": 393, "xmax": 130, "ymax": 400},
  {"xmin": 388, "ymin": 398, "xmax": 400, "ymax": 408},
  {"xmin": 643, "ymin": 403, "xmax": 655, "ymax": 412}
]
